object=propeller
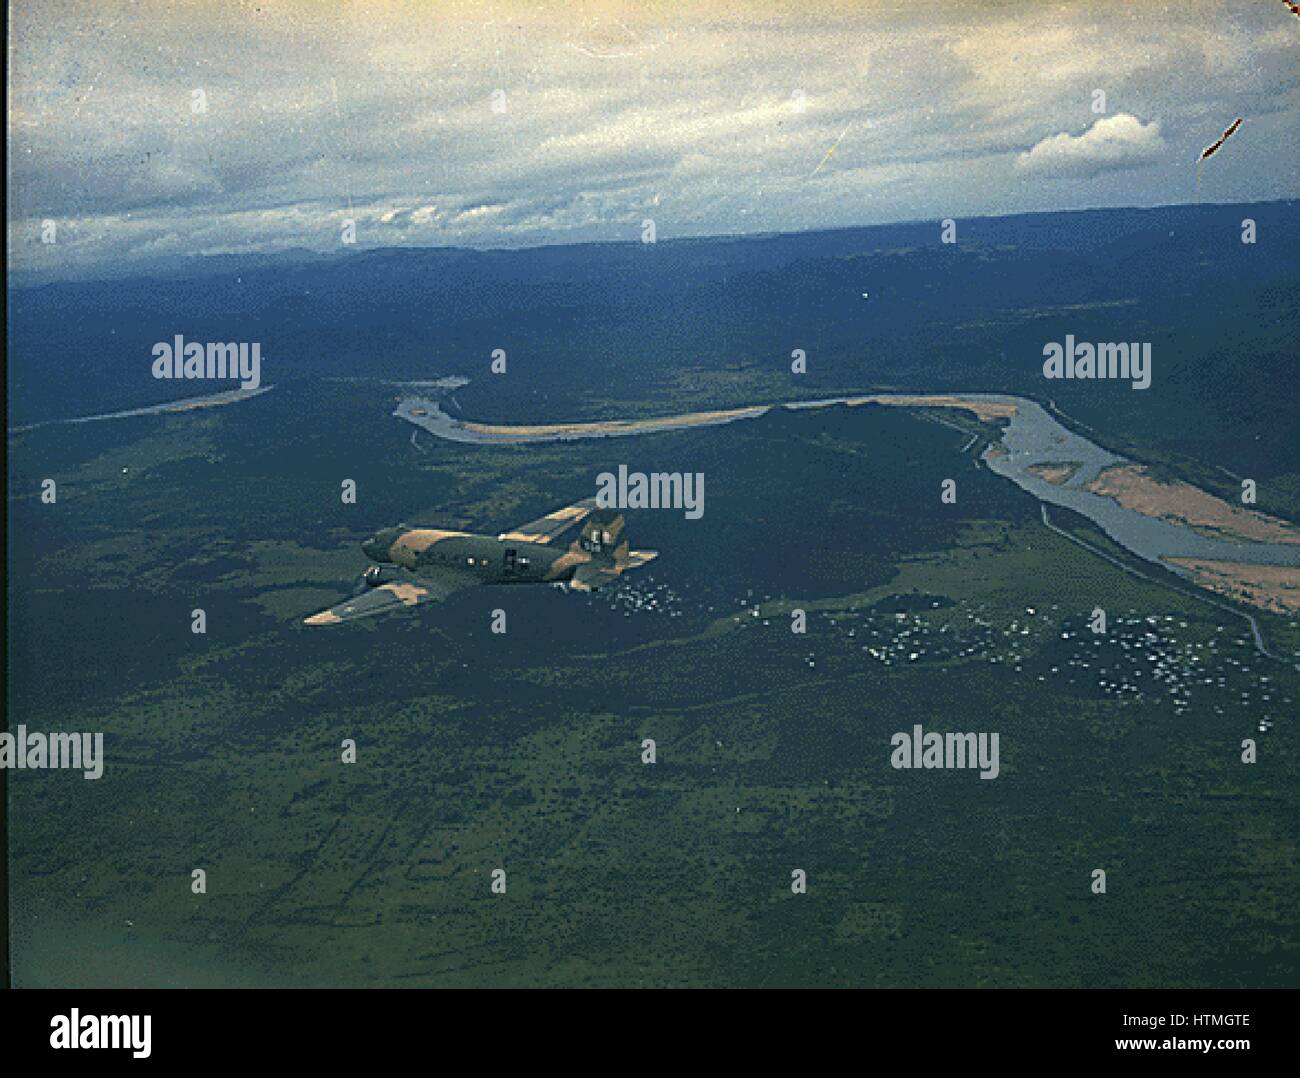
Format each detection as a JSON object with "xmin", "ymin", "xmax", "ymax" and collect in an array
[{"xmin": 353, "ymin": 564, "xmax": 395, "ymax": 594}]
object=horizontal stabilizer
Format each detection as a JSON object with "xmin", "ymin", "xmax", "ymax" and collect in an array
[{"xmin": 568, "ymin": 549, "xmax": 658, "ymax": 592}]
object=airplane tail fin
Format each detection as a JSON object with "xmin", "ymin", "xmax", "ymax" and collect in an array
[
  {"xmin": 571, "ymin": 509, "xmax": 657, "ymax": 590},
  {"xmin": 580, "ymin": 508, "xmax": 626, "ymax": 555}
]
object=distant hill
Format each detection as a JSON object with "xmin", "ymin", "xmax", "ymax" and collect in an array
[{"xmin": 8, "ymin": 200, "xmax": 1298, "ymax": 492}]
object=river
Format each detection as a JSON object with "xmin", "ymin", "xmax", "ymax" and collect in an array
[{"xmin": 394, "ymin": 388, "xmax": 1299, "ymax": 577}]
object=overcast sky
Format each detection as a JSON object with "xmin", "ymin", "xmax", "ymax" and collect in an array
[{"xmin": 8, "ymin": 0, "xmax": 1299, "ymax": 279}]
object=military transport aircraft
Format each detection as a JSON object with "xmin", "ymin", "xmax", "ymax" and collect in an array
[{"xmin": 304, "ymin": 498, "xmax": 657, "ymax": 625}]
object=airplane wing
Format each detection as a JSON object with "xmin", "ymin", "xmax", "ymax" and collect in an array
[
  {"xmin": 303, "ymin": 567, "xmax": 476, "ymax": 626},
  {"xmin": 497, "ymin": 497, "xmax": 598, "ymax": 544}
]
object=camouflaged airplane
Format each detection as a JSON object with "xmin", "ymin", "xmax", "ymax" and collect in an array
[{"xmin": 304, "ymin": 498, "xmax": 657, "ymax": 625}]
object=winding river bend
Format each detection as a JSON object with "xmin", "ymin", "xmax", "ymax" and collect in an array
[
  {"xmin": 7, "ymin": 385, "xmax": 275, "ymax": 433},
  {"xmin": 395, "ymin": 382, "xmax": 1300, "ymax": 631},
  {"xmin": 394, "ymin": 389, "xmax": 1300, "ymax": 581}
]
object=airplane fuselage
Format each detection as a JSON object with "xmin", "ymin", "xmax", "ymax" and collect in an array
[
  {"xmin": 305, "ymin": 501, "xmax": 652, "ymax": 624},
  {"xmin": 362, "ymin": 526, "xmax": 593, "ymax": 587}
]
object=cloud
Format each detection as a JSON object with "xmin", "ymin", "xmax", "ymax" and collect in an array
[
  {"xmin": 6, "ymin": 2, "xmax": 1296, "ymax": 278},
  {"xmin": 1016, "ymin": 113, "xmax": 1165, "ymax": 178}
]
